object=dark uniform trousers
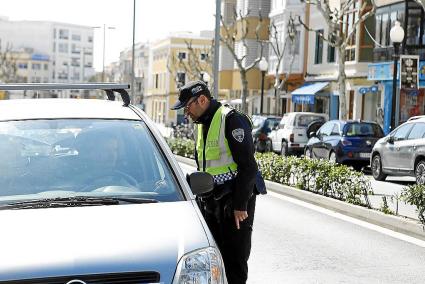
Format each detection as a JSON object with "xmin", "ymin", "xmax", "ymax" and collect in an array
[{"xmin": 198, "ymin": 182, "xmax": 256, "ymax": 284}]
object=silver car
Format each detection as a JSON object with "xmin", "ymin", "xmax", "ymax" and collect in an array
[
  {"xmin": 0, "ymin": 84, "xmax": 226, "ymax": 283},
  {"xmin": 371, "ymin": 117, "xmax": 425, "ymax": 184}
]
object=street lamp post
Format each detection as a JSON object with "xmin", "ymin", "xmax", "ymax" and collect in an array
[
  {"xmin": 390, "ymin": 21, "xmax": 404, "ymax": 131},
  {"xmin": 93, "ymin": 24, "xmax": 115, "ymax": 82},
  {"xmin": 131, "ymin": 0, "xmax": 136, "ymax": 104},
  {"xmin": 259, "ymin": 57, "xmax": 268, "ymax": 115}
]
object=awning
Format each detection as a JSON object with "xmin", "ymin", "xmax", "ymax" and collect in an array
[{"xmin": 291, "ymin": 82, "xmax": 329, "ymax": 105}]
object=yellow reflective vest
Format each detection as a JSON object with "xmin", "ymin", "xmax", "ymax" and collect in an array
[{"xmin": 195, "ymin": 106, "xmax": 238, "ymax": 181}]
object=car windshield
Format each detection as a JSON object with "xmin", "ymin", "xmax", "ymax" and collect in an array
[
  {"xmin": 344, "ymin": 122, "xmax": 384, "ymax": 137},
  {"xmin": 0, "ymin": 119, "xmax": 182, "ymax": 203}
]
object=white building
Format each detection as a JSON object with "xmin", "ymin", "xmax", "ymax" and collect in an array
[
  {"xmin": 268, "ymin": 0, "xmax": 306, "ymax": 114},
  {"xmin": 0, "ymin": 17, "xmax": 95, "ymax": 98},
  {"xmin": 118, "ymin": 42, "xmax": 150, "ymax": 105}
]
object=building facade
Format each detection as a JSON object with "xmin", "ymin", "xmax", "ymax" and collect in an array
[
  {"xmin": 219, "ymin": 0, "xmax": 271, "ymax": 115},
  {"xmin": 0, "ymin": 17, "xmax": 95, "ymax": 97},
  {"xmin": 292, "ymin": 0, "xmax": 376, "ymax": 121},
  {"xmin": 145, "ymin": 32, "xmax": 213, "ymax": 124},
  {"xmin": 368, "ymin": 0, "xmax": 425, "ymax": 134}
]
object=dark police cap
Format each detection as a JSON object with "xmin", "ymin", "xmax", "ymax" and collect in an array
[{"xmin": 171, "ymin": 80, "xmax": 211, "ymax": 110}]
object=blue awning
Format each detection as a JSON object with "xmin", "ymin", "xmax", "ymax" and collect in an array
[{"xmin": 291, "ymin": 82, "xmax": 329, "ymax": 105}]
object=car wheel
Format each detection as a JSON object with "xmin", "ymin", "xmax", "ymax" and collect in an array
[
  {"xmin": 305, "ymin": 147, "xmax": 312, "ymax": 159},
  {"xmin": 372, "ymin": 154, "xmax": 387, "ymax": 181},
  {"xmin": 329, "ymin": 151, "xmax": 337, "ymax": 163},
  {"xmin": 281, "ymin": 141, "xmax": 288, "ymax": 157},
  {"xmin": 415, "ymin": 160, "xmax": 425, "ymax": 185}
]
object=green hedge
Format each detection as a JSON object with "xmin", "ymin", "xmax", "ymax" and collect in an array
[
  {"xmin": 166, "ymin": 138, "xmax": 372, "ymax": 207},
  {"xmin": 402, "ymin": 184, "xmax": 425, "ymax": 225}
]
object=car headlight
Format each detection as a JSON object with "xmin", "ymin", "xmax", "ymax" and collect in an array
[{"xmin": 173, "ymin": 247, "xmax": 226, "ymax": 284}]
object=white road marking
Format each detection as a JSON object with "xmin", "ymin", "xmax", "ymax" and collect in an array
[
  {"xmin": 178, "ymin": 161, "xmax": 425, "ymax": 247},
  {"xmin": 268, "ymin": 191, "xmax": 425, "ymax": 248}
]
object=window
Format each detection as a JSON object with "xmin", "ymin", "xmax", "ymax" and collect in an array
[
  {"xmin": 178, "ymin": 52, "xmax": 186, "ymax": 60},
  {"xmin": 72, "ymin": 34, "xmax": 81, "ymax": 41},
  {"xmin": 327, "ymin": 43, "xmax": 335, "ymax": 63},
  {"xmin": 59, "ymin": 43, "xmax": 68, "ymax": 53},
  {"xmin": 393, "ymin": 123, "xmax": 414, "ymax": 141},
  {"xmin": 88, "ymin": 36, "xmax": 93, "ymax": 43},
  {"xmin": 71, "ymin": 44, "xmax": 80, "ymax": 54},
  {"xmin": 155, "ymin": 74, "xmax": 159, "ymax": 89},
  {"xmin": 177, "ymin": 72, "xmax": 186, "ymax": 87},
  {"xmin": 59, "ymin": 29, "xmax": 69, "ymax": 40},
  {"xmin": 319, "ymin": 122, "xmax": 334, "ymax": 136},
  {"xmin": 314, "ymin": 30, "xmax": 323, "ymax": 64},
  {"xmin": 32, "ymin": 63, "xmax": 41, "ymax": 70},
  {"xmin": 344, "ymin": 123, "xmax": 384, "ymax": 137},
  {"xmin": 71, "ymin": 58, "xmax": 80, "ymax": 67},
  {"xmin": 407, "ymin": 123, "xmax": 425, "ymax": 139},
  {"xmin": 18, "ymin": 63, "xmax": 28, "ymax": 69},
  {"xmin": 297, "ymin": 115, "xmax": 325, "ymax": 127},
  {"xmin": 331, "ymin": 124, "xmax": 340, "ymax": 136},
  {"xmin": 44, "ymin": 64, "xmax": 48, "ymax": 70},
  {"xmin": 53, "ymin": 42, "xmax": 56, "ymax": 52}
]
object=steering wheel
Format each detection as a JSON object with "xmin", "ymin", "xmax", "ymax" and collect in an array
[{"xmin": 80, "ymin": 170, "xmax": 139, "ymax": 192}]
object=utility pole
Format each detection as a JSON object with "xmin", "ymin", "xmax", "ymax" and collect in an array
[
  {"xmin": 213, "ymin": 0, "xmax": 221, "ymax": 99},
  {"xmin": 131, "ymin": 0, "xmax": 136, "ymax": 104}
]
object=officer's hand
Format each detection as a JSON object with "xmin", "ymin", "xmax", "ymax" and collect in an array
[{"xmin": 234, "ymin": 210, "xmax": 248, "ymax": 230}]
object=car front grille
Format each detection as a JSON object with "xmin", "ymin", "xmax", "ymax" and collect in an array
[{"xmin": 1, "ymin": 271, "xmax": 160, "ymax": 284}]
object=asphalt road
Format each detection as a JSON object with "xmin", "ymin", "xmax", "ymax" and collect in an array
[{"xmin": 179, "ymin": 163, "xmax": 425, "ymax": 284}]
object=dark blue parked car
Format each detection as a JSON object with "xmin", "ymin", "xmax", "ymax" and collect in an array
[{"xmin": 305, "ymin": 120, "xmax": 384, "ymax": 170}]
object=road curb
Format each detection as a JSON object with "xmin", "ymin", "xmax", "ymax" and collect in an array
[{"xmin": 175, "ymin": 155, "xmax": 425, "ymax": 241}]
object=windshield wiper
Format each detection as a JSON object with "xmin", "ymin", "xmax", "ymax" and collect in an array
[{"xmin": 0, "ymin": 196, "xmax": 158, "ymax": 210}]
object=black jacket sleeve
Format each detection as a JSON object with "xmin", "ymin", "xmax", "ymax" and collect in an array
[{"xmin": 225, "ymin": 111, "xmax": 258, "ymax": 211}]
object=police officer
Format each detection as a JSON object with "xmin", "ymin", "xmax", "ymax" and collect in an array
[{"xmin": 171, "ymin": 80, "xmax": 262, "ymax": 284}]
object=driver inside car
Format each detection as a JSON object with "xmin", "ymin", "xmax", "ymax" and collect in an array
[{"xmin": 75, "ymin": 130, "xmax": 138, "ymax": 192}]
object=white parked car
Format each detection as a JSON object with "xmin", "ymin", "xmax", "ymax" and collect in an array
[
  {"xmin": 0, "ymin": 83, "xmax": 225, "ymax": 283},
  {"xmin": 268, "ymin": 112, "xmax": 328, "ymax": 156}
]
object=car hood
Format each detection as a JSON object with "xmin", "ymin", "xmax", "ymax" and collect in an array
[{"xmin": 0, "ymin": 201, "xmax": 210, "ymax": 282}]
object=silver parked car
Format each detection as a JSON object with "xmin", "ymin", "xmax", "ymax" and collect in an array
[
  {"xmin": 0, "ymin": 84, "xmax": 226, "ymax": 283},
  {"xmin": 371, "ymin": 117, "xmax": 425, "ymax": 184}
]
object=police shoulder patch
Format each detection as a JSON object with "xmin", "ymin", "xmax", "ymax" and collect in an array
[{"xmin": 232, "ymin": 128, "xmax": 244, "ymax": 143}]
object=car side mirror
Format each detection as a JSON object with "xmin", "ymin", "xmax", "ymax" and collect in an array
[
  {"xmin": 188, "ymin": 172, "xmax": 214, "ymax": 196},
  {"xmin": 388, "ymin": 136, "xmax": 395, "ymax": 144}
]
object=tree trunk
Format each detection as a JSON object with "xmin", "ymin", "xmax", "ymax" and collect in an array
[
  {"xmin": 241, "ymin": 71, "xmax": 249, "ymax": 114},
  {"xmin": 338, "ymin": 45, "xmax": 347, "ymax": 120}
]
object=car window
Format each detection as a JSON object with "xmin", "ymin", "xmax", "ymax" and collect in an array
[
  {"xmin": 264, "ymin": 118, "xmax": 280, "ymax": 130},
  {"xmin": 344, "ymin": 123, "xmax": 384, "ymax": 137},
  {"xmin": 297, "ymin": 115, "xmax": 326, "ymax": 127},
  {"xmin": 0, "ymin": 119, "xmax": 183, "ymax": 203},
  {"xmin": 318, "ymin": 122, "xmax": 334, "ymax": 136},
  {"xmin": 279, "ymin": 114, "xmax": 290, "ymax": 128},
  {"xmin": 252, "ymin": 116, "xmax": 266, "ymax": 128},
  {"xmin": 407, "ymin": 122, "xmax": 425, "ymax": 140},
  {"xmin": 330, "ymin": 124, "xmax": 340, "ymax": 136},
  {"xmin": 393, "ymin": 123, "xmax": 414, "ymax": 141}
]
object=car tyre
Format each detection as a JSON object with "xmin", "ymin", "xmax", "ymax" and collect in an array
[
  {"xmin": 372, "ymin": 154, "xmax": 387, "ymax": 181},
  {"xmin": 281, "ymin": 140, "xmax": 288, "ymax": 157},
  {"xmin": 329, "ymin": 151, "xmax": 337, "ymax": 164},
  {"xmin": 415, "ymin": 160, "xmax": 425, "ymax": 185}
]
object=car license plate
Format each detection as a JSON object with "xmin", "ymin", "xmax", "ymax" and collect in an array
[{"xmin": 360, "ymin": 152, "xmax": 370, "ymax": 158}]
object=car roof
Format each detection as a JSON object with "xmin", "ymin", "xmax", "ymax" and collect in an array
[{"xmin": 0, "ymin": 99, "xmax": 141, "ymax": 121}]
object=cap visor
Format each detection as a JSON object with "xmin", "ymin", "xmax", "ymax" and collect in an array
[{"xmin": 171, "ymin": 100, "xmax": 186, "ymax": 110}]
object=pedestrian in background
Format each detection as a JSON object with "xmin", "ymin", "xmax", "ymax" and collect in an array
[{"xmin": 171, "ymin": 80, "xmax": 265, "ymax": 284}]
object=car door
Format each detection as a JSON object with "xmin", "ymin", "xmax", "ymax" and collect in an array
[
  {"xmin": 274, "ymin": 114, "xmax": 290, "ymax": 151},
  {"xmin": 405, "ymin": 122, "xmax": 425, "ymax": 171},
  {"xmin": 313, "ymin": 122, "xmax": 334, "ymax": 159},
  {"xmin": 383, "ymin": 123, "xmax": 414, "ymax": 172},
  {"xmin": 323, "ymin": 123, "xmax": 341, "ymax": 158}
]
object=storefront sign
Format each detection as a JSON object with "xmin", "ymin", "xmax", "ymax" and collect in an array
[
  {"xmin": 292, "ymin": 95, "xmax": 315, "ymax": 105},
  {"xmin": 400, "ymin": 55, "xmax": 419, "ymax": 90},
  {"xmin": 368, "ymin": 62, "xmax": 394, "ymax": 81}
]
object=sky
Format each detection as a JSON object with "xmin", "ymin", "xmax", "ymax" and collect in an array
[{"xmin": 1, "ymin": 0, "xmax": 216, "ymax": 71}]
